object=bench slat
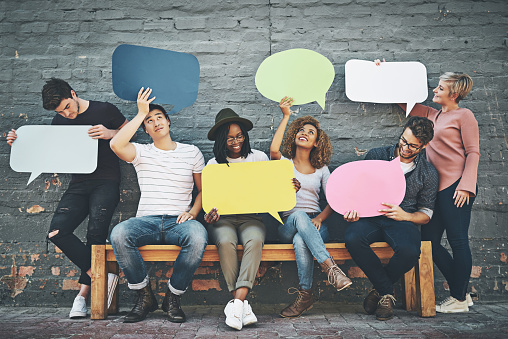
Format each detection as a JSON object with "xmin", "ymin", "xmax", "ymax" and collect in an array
[{"xmin": 104, "ymin": 243, "xmax": 394, "ymax": 262}]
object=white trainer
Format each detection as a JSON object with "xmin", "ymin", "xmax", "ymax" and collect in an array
[
  {"xmin": 107, "ymin": 273, "xmax": 119, "ymax": 309},
  {"xmin": 436, "ymin": 296, "xmax": 469, "ymax": 313},
  {"xmin": 466, "ymin": 293, "xmax": 474, "ymax": 307},
  {"xmin": 69, "ymin": 295, "xmax": 87, "ymax": 319},
  {"xmin": 225, "ymin": 299, "xmax": 243, "ymax": 330},
  {"xmin": 242, "ymin": 300, "xmax": 257, "ymax": 326}
]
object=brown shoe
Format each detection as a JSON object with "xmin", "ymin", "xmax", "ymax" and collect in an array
[
  {"xmin": 375, "ymin": 294, "xmax": 396, "ymax": 321},
  {"xmin": 363, "ymin": 289, "xmax": 381, "ymax": 315},
  {"xmin": 280, "ymin": 287, "xmax": 313, "ymax": 318},
  {"xmin": 320, "ymin": 258, "xmax": 352, "ymax": 291}
]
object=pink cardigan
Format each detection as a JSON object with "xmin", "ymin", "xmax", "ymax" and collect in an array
[{"xmin": 410, "ymin": 104, "xmax": 480, "ymax": 195}]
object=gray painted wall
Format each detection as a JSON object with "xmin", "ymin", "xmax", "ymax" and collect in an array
[{"xmin": 0, "ymin": 0, "xmax": 507, "ymax": 306}]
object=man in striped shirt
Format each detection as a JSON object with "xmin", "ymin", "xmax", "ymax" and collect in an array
[{"xmin": 109, "ymin": 87, "xmax": 207, "ymax": 323}]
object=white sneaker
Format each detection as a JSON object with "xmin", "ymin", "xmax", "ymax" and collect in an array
[
  {"xmin": 107, "ymin": 273, "xmax": 119, "ymax": 309},
  {"xmin": 225, "ymin": 299, "xmax": 243, "ymax": 330},
  {"xmin": 436, "ymin": 296, "xmax": 469, "ymax": 313},
  {"xmin": 69, "ymin": 295, "xmax": 87, "ymax": 319},
  {"xmin": 466, "ymin": 293, "xmax": 474, "ymax": 307},
  {"xmin": 242, "ymin": 300, "xmax": 257, "ymax": 326}
]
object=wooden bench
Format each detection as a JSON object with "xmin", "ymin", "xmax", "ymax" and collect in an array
[{"xmin": 91, "ymin": 242, "xmax": 435, "ymax": 320}]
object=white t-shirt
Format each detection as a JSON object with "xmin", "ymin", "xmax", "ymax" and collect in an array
[
  {"xmin": 282, "ymin": 157, "xmax": 330, "ymax": 218},
  {"xmin": 130, "ymin": 142, "xmax": 205, "ymax": 217},
  {"xmin": 207, "ymin": 149, "xmax": 269, "ymax": 165}
]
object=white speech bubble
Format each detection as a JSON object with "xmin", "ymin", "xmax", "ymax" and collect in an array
[
  {"xmin": 10, "ymin": 126, "xmax": 98, "ymax": 185},
  {"xmin": 345, "ymin": 59, "xmax": 428, "ymax": 115}
]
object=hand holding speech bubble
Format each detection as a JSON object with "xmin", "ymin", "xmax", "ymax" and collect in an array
[
  {"xmin": 326, "ymin": 157, "xmax": 406, "ymax": 217},
  {"xmin": 112, "ymin": 44, "xmax": 200, "ymax": 114},
  {"xmin": 345, "ymin": 59, "xmax": 428, "ymax": 115},
  {"xmin": 9, "ymin": 126, "xmax": 98, "ymax": 185},
  {"xmin": 255, "ymin": 49, "xmax": 335, "ymax": 109},
  {"xmin": 202, "ymin": 160, "xmax": 296, "ymax": 223}
]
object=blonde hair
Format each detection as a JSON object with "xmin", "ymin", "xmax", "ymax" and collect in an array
[
  {"xmin": 439, "ymin": 72, "xmax": 473, "ymax": 103},
  {"xmin": 282, "ymin": 116, "xmax": 332, "ymax": 169}
]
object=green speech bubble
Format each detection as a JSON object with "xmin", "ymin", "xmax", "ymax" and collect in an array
[{"xmin": 255, "ymin": 49, "xmax": 335, "ymax": 109}]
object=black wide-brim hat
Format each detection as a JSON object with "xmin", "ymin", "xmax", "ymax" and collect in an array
[{"xmin": 207, "ymin": 108, "xmax": 254, "ymax": 141}]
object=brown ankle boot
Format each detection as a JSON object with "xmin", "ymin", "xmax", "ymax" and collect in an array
[
  {"xmin": 124, "ymin": 283, "xmax": 158, "ymax": 323},
  {"xmin": 320, "ymin": 258, "xmax": 352, "ymax": 291},
  {"xmin": 280, "ymin": 287, "xmax": 313, "ymax": 318}
]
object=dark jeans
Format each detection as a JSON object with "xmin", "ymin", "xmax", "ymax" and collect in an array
[
  {"xmin": 421, "ymin": 179, "xmax": 476, "ymax": 300},
  {"xmin": 345, "ymin": 216, "xmax": 421, "ymax": 296},
  {"xmin": 48, "ymin": 179, "xmax": 120, "ymax": 286}
]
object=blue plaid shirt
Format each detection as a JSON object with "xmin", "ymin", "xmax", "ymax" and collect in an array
[{"xmin": 365, "ymin": 144, "xmax": 439, "ymax": 214}]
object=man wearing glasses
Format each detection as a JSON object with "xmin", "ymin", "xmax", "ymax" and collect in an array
[{"xmin": 343, "ymin": 116, "xmax": 439, "ymax": 321}]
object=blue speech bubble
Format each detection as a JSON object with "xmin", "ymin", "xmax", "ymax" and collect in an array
[{"xmin": 112, "ymin": 44, "xmax": 200, "ymax": 114}]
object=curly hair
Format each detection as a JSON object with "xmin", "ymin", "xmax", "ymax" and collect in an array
[
  {"xmin": 281, "ymin": 116, "xmax": 332, "ymax": 169},
  {"xmin": 403, "ymin": 116, "xmax": 434, "ymax": 145}
]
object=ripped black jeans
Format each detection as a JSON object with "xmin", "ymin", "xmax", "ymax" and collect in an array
[{"xmin": 49, "ymin": 179, "xmax": 120, "ymax": 286}]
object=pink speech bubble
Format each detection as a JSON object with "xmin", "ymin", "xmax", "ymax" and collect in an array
[{"xmin": 326, "ymin": 157, "xmax": 406, "ymax": 217}]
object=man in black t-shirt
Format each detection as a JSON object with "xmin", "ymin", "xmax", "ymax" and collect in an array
[{"xmin": 7, "ymin": 78, "xmax": 128, "ymax": 318}]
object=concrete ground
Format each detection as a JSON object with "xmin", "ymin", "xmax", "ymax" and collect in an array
[{"xmin": 1, "ymin": 302, "xmax": 508, "ymax": 338}]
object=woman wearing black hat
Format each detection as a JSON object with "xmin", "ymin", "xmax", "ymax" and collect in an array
[
  {"xmin": 270, "ymin": 97, "xmax": 352, "ymax": 318},
  {"xmin": 204, "ymin": 108, "xmax": 268, "ymax": 331}
]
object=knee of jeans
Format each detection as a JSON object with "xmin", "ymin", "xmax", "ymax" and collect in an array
[
  {"xmin": 89, "ymin": 205, "xmax": 111, "ymax": 225},
  {"xmin": 290, "ymin": 211, "xmax": 308, "ymax": 224},
  {"xmin": 447, "ymin": 236, "xmax": 469, "ymax": 251},
  {"xmin": 397, "ymin": 244, "xmax": 421, "ymax": 261},
  {"xmin": 344, "ymin": 230, "xmax": 361, "ymax": 249},
  {"xmin": 110, "ymin": 223, "xmax": 132, "ymax": 247},
  {"xmin": 182, "ymin": 221, "xmax": 208, "ymax": 249}
]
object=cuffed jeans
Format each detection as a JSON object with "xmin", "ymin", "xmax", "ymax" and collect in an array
[
  {"xmin": 207, "ymin": 214, "xmax": 265, "ymax": 292},
  {"xmin": 278, "ymin": 211, "xmax": 331, "ymax": 290},
  {"xmin": 48, "ymin": 179, "xmax": 120, "ymax": 286},
  {"xmin": 421, "ymin": 179, "xmax": 476, "ymax": 300},
  {"xmin": 110, "ymin": 215, "xmax": 207, "ymax": 294},
  {"xmin": 345, "ymin": 216, "xmax": 421, "ymax": 296}
]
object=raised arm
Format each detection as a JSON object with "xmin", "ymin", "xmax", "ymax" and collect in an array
[
  {"xmin": 110, "ymin": 87, "xmax": 155, "ymax": 162},
  {"xmin": 270, "ymin": 96, "xmax": 294, "ymax": 160}
]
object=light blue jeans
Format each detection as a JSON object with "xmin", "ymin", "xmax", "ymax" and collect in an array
[
  {"xmin": 110, "ymin": 215, "xmax": 207, "ymax": 294},
  {"xmin": 278, "ymin": 211, "xmax": 331, "ymax": 290}
]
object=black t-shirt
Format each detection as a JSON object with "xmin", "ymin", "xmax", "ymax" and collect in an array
[{"xmin": 52, "ymin": 101, "xmax": 126, "ymax": 183}]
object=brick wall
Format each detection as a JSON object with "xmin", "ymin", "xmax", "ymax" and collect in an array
[{"xmin": 1, "ymin": 0, "xmax": 507, "ymax": 306}]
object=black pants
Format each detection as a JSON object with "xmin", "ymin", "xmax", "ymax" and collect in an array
[
  {"xmin": 49, "ymin": 179, "xmax": 120, "ymax": 286},
  {"xmin": 421, "ymin": 179, "xmax": 476, "ymax": 300}
]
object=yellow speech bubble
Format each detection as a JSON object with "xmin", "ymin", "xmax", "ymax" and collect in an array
[
  {"xmin": 255, "ymin": 49, "xmax": 335, "ymax": 109},
  {"xmin": 202, "ymin": 160, "xmax": 296, "ymax": 223}
]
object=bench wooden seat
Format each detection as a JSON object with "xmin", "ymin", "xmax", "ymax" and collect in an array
[{"xmin": 91, "ymin": 242, "xmax": 435, "ymax": 320}]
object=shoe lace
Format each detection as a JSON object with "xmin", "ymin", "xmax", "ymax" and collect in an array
[
  {"xmin": 438, "ymin": 296, "xmax": 455, "ymax": 306},
  {"xmin": 288, "ymin": 287, "xmax": 304, "ymax": 306},
  {"xmin": 327, "ymin": 265, "xmax": 347, "ymax": 286},
  {"xmin": 378, "ymin": 294, "xmax": 396, "ymax": 307}
]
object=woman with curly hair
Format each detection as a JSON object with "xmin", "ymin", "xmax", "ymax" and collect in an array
[{"xmin": 270, "ymin": 97, "xmax": 352, "ymax": 318}]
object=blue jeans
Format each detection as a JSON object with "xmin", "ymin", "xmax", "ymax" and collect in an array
[
  {"xmin": 278, "ymin": 211, "xmax": 331, "ymax": 290},
  {"xmin": 421, "ymin": 179, "xmax": 476, "ymax": 300},
  {"xmin": 345, "ymin": 216, "xmax": 421, "ymax": 296},
  {"xmin": 49, "ymin": 179, "xmax": 120, "ymax": 286},
  {"xmin": 110, "ymin": 215, "xmax": 207, "ymax": 293}
]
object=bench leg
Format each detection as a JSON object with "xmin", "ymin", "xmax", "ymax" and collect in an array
[
  {"xmin": 107, "ymin": 261, "xmax": 119, "ymax": 315},
  {"xmin": 402, "ymin": 267, "xmax": 416, "ymax": 311},
  {"xmin": 91, "ymin": 245, "xmax": 108, "ymax": 320},
  {"xmin": 415, "ymin": 241, "xmax": 436, "ymax": 317}
]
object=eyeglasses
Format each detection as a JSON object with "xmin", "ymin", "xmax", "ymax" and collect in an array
[
  {"xmin": 399, "ymin": 135, "xmax": 422, "ymax": 151},
  {"xmin": 226, "ymin": 134, "xmax": 245, "ymax": 144}
]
